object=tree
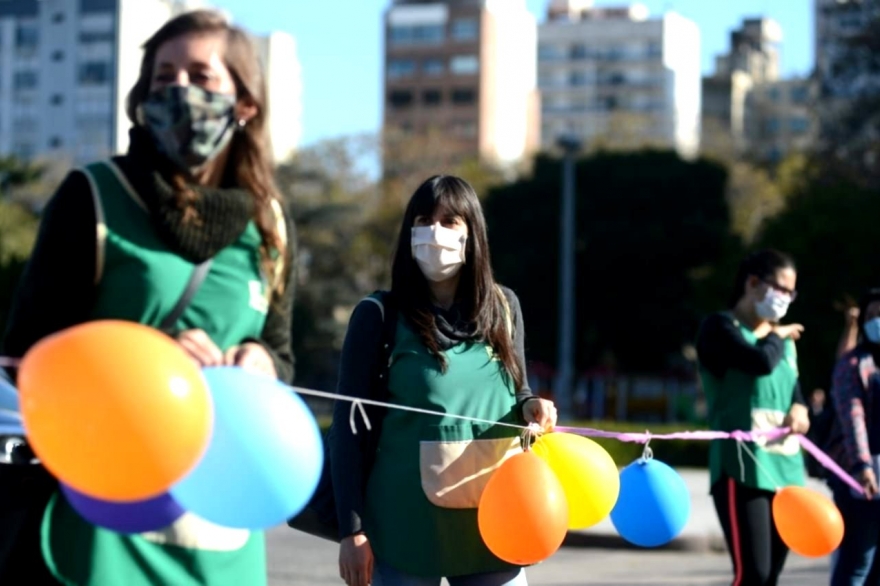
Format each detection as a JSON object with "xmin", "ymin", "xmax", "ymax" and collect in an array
[
  {"xmin": 757, "ymin": 177, "xmax": 880, "ymax": 391},
  {"xmin": 817, "ymin": 7, "xmax": 880, "ymax": 188},
  {"xmin": 485, "ymin": 150, "xmax": 735, "ymax": 374}
]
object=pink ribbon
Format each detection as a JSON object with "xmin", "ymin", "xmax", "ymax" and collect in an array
[{"xmin": 555, "ymin": 425, "xmax": 865, "ymax": 495}]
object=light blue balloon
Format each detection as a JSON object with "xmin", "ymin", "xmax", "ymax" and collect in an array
[
  {"xmin": 171, "ymin": 367, "xmax": 323, "ymax": 530},
  {"xmin": 0, "ymin": 375, "xmax": 20, "ymax": 414},
  {"xmin": 610, "ymin": 458, "xmax": 691, "ymax": 548}
]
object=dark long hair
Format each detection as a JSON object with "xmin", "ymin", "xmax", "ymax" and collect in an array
[
  {"xmin": 126, "ymin": 10, "xmax": 286, "ymax": 294},
  {"xmin": 727, "ymin": 249, "xmax": 796, "ymax": 308},
  {"xmin": 390, "ymin": 176, "xmax": 524, "ymax": 391}
]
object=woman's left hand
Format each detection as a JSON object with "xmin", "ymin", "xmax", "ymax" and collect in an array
[
  {"xmin": 224, "ymin": 343, "xmax": 277, "ymax": 379},
  {"xmin": 783, "ymin": 403, "xmax": 810, "ymax": 435},
  {"xmin": 522, "ymin": 397, "xmax": 557, "ymax": 431}
]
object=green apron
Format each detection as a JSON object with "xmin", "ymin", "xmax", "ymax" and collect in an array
[
  {"xmin": 41, "ymin": 161, "xmax": 270, "ymax": 586},
  {"xmin": 365, "ymin": 307, "xmax": 524, "ymax": 578},
  {"xmin": 702, "ymin": 313, "xmax": 805, "ymax": 491}
]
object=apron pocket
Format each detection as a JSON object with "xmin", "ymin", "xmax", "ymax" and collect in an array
[{"xmin": 419, "ymin": 425, "xmax": 522, "ymax": 509}]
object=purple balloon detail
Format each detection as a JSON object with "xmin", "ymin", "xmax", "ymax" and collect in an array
[{"xmin": 61, "ymin": 484, "xmax": 185, "ymax": 534}]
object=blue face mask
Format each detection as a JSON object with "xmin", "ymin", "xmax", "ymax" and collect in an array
[{"xmin": 864, "ymin": 318, "xmax": 880, "ymax": 344}]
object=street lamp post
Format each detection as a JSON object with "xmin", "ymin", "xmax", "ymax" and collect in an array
[{"xmin": 555, "ymin": 133, "xmax": 581, "ymax": 422}]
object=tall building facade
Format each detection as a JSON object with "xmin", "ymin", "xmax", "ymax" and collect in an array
[
  {"xmin": 702, "ymin": 17, "xmax": 815, "ymax": 162},
  {"xmin": 383, "ymin": 0, "xmax": 540, "ymax": 167},
  {"xmin": 0, "ymin": 0, "xmax": 302, "ymax": 166},
  {"xmin": 254, "ymin": 31, "xmax": 302, "ymax": 164},
  {"xmin": 538, "ymin": 1, "xmax": 701, "ymax": 157}
]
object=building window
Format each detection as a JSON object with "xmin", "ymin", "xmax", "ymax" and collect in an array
[
  {"xmin": 51, "ymin": 50, "xmax": 65, "ymax": 62},
  {"xmin": 767, "ymin": 87, "xmax": 781, "ymax": 102},
  {"xmin": 422, "ymin": 89, "xmax": 442, "ymax": 106},
  {"xmin": 790, "ymin": 86, "xmax": 810, "ymax": 104},
  {"xmin": 79, "ymin": 62, "xmax": 111, "ymax": 85},
  {"xmin": 450, "ymin": 55, "xmax": 479, "ymax": 75},
  {"xmin": 49, "ymin": 137, "xmax": 63, "ymax": 149},
  {"xmin": 765, "ymin": 118, "xmax": 780, "ymax": 133},
  {"xmin": 607, "ymin": 72, "xmax": 626, "ymax": 85},
  {"xmin": 647, "ymin": 41, "xmax": 663, "ymax": 57},
  {"xmin": 570, "ymin": 71, "xmax": 588, "ymax": 87},
  {"xmin": 388, "ymin": 90, "xmax": 414, "ymax": 109},
  {"xmin": 789, "ymin": 117, "xmax": 810, "ymax": 133},
  {"xmin": 451, "ymin": 18, "xmax": 478, "ymax": 41},
  {"xmin": 16, "ymin": 24, "xmax": 38, "ymax": 52},
  {"xmin": 570, "ymin": 44, "xmax": 588, "ymax": 60},
  {"xmin": 80, "ymin": 31, "xmax": 115, "ymax": 44},
  {"xmin": 423, "ymin": 58, "xmax": 444, "ymax": 76},
  {"xmin": 13, "ymin": 143, "xmax": 35, "ymax": 160},
  {"xmin": 452, "ymin": 120, "xmax": 477, "ymax": 139},
  {"xmin": 451, "ymin": 88, "xmax": 476, "ymax": 105},
  {"xmin": 539, "ymin": 43, "xmax": 564, "ymax": 61},
  {"xmin": 389, "ymin": 24, "xmax": 444, "ymax": 46},
  {"xmin": 13, "ymin": 71, "xmax": 38, "ymax": 90},
  {"xmin": 50, "ymin": 94, "xmax": 64, "ymax": 106},
  {"xmin": 387, "ymin": 59, "xmax": 416, "ymax": 79},
  {"xmin": 52, "ymin": 12, "xmax": 65, "ymax": 24}
]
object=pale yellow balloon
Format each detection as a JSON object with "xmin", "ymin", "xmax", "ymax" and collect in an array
[{"xmin": 532, "ymin": 433, "xmax": 620, "ymax": 530}]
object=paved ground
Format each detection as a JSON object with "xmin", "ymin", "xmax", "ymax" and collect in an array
[
  {"xmin": 267, "ymin": 526, "xmax": 831, "ymax": 586},
  {"xmin": 269, "ymin": 468, "xmax": 835, "ymax": 585}
]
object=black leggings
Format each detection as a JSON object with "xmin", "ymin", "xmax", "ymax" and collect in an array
[{"xmin": 712, "ymin": 476, "xmax": 789, "ymax": 586}]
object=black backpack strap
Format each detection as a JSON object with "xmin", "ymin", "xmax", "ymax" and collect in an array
[
  {"xmin": 159, "ymin": 259, "xmax": 213, "ymax": 334},
  {"xmin": 373, "ymin": 290, "xmax": 398, "ymax": 399}
]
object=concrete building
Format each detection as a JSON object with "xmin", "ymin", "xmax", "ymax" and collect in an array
[
  {"xmin": 382, "ymin": 0, "xmax": 540, "ymax": 167},
  {"xmin": 815, "ymin": 0, "xmax": 880, "ymax": 100},
  {"xmin": 254, "ymin": 31, "xmax": 302, "ymax": 164},
  {"xmin": 0, "ymin": 0, "xmax": 302, "ymax": 166},
  {"xmin": 537, "ymin": 0, "xmax": 701, "ymax": 158},
  {"xmin": 702, "ymin": 17, "xmax": 815, "ymax": 162}
]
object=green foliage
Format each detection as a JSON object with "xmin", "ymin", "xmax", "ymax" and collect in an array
[
  {"xmin": 485, "ymin": 149, "xmax": 735, "ymax": 374},
  {"xmin": 757, "ymin": 178, "xmax": 880, "ymax": 390}
]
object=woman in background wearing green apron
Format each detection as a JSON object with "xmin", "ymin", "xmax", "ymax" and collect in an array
[
  {"xmin": 0, "ymin": 10, "xmax": 294, "ymax": 585},
  {"xmin": 332, "ymin": 176, "xmax": 556, "ymax": 586},
  {"xmin": 696, "ymin": 249, "xmax": 810, "ymax": 586}
]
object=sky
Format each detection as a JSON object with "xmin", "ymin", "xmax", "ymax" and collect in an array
[{"xmin": 210, "ymin": 0, "xmax": 813, "ymax": 148}]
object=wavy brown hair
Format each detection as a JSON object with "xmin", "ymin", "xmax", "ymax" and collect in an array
[
  {"xmin": 126, "ymin": 10, "xmax": 286, "ymax": 293},
  {"xmin": 390, "ymin": 176, "xmax": 524, "ymax": 391}
]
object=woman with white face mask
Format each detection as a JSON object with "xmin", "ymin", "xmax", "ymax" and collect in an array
[
  {"xmin": 696, "ymin": 249, "xmax": 809, "ymax": 586},
  {"xmin": 826, "ymin": 288, "xmax": 880, "ymax": 586},
  {"xmin": 331, "ymin": 176, "xmax": 556, "ymax": 586}
]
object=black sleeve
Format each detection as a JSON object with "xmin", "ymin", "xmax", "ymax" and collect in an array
[
  {"xmin": 243, "ymin": 214, "xmax": 296, "ymax": 384},
  {"xmin": 696, "ymin": 313, "xmax": 786, "ymax": 379},
  {"xmin": 330, "ymin": 299, "xmax": 384, "ymax": 538},
  {"xmin": 792, "ymin": 379, "xmax": 806, "ymax": 406},
  {"xmin": 499, "ymin": 287, "xmax": 536, "ymax": 420},
  {"xmin": 1, "ymin": 171, "xmax": 97, "ymax": 381}
]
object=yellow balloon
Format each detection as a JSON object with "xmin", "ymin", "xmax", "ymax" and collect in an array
[{"xmin": 532, "ymin": 432, "xmax": 620, "ymax": 530}]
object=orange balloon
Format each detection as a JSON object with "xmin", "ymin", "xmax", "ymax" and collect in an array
[
  {"xmin": 772, "ymin": 486, "xmax": 844, "ymax": 557},
  {"xmin": 478, "ymin": 451, "xmax": 569, "ymax": 565},
  {"xmin": 18, "ymin": 320, "xmax": 213, "ymax": 501}
]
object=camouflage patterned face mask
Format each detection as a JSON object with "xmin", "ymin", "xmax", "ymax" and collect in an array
[{"xmin": 141, "ymin": 85, "xmax": 237, "ymax": 172}]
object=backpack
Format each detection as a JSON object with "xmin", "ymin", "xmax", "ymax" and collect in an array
[{"xmin": 286, "ymin": 291, "xmax": 398, "ymax": 542}]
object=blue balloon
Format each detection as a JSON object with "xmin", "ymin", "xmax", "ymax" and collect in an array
[
  {"xmin": 171, "ymin": 367, "xmax": 323, "ymax": 529},
  {"xmin": 0, "ymin": 376, "xmax": 20, "ymax": 414},
  {"xmin": 62, "ymin": 484, "xmax": 185, "ymax": 533},
  {"xmin": 610, "ymin": 458, "xmax": 691, "ymax": 547}
]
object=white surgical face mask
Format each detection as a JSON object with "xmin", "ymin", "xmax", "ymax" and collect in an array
[
  {"xmin": 755, "ymin": 288, "xmax": 791, "ymax": 322},
  {"xmin": 411, "ymin": 224, "xmax": 467, "ymax": 282}
]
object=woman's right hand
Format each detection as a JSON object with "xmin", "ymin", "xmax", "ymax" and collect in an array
[
  {"xmin": 339, "ymin": 533, "xmax": 373, "ymax": 586},
  {"xmin": 860, "ymin": 467, "xmax": 879, "ymax": 499},
  {"xmin": 773, "ymin": 323, "xmax": 804, "ymax": 341},
  {"xmin": 176, "ymin": 329, "xmax": 224, "ymax": 367}
]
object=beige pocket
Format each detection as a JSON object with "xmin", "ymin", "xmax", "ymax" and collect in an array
[
  {"xmin": 751, "ymin": 408, "xmax": 800, "ymax": 456},
  {"xmin": 420, "ymin": 436, "xmax": 522, "ymax": 509}
]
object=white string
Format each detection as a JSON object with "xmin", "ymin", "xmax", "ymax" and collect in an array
[
  {"xmin": 737, "ymin": 439, "xmax": 784, "ymax": 490},
  {"xmin": 642, "ymin": 430, "xmax": 654, "ymax": 461},
  {"xmin": 292, "ymin": 385, "xmax": 533, "ymax": 433},
  {"xmin": 737, "ymin": 440, "xmax": 746, "ymax": 484},
  {"xmin": 348, "ymin": 400, "xmax": 372, "ymax": 434}
]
